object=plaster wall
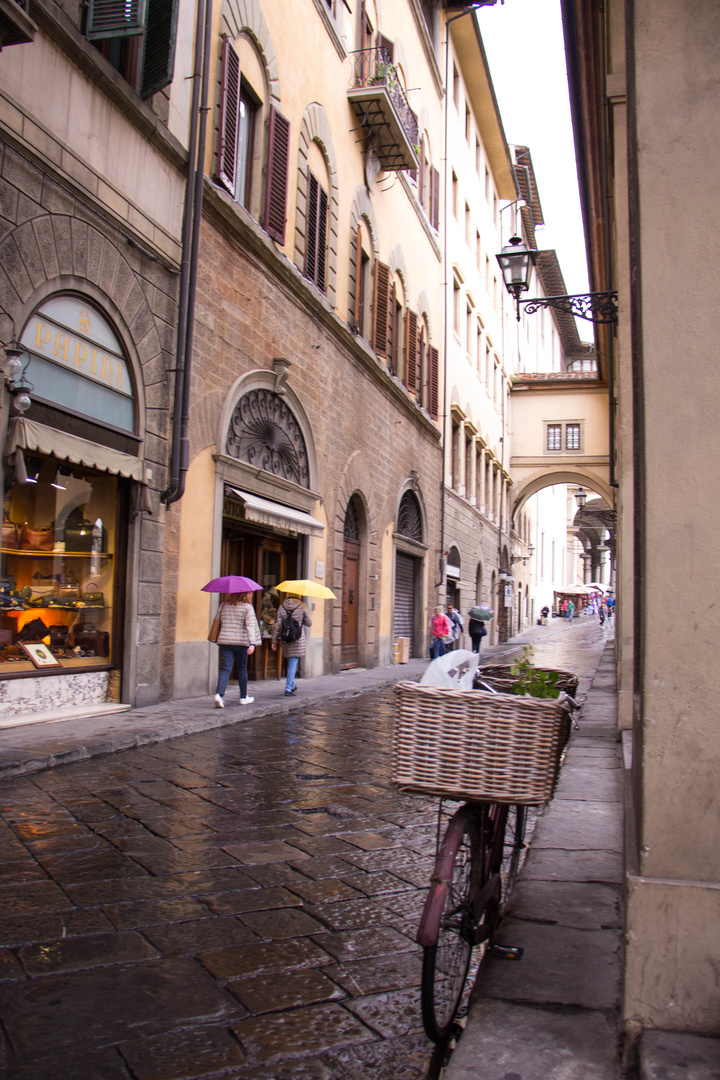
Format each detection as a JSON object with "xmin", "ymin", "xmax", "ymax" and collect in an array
[{"xmin": 623, "ymin": 0, "xmax": 720, "ymax": 1032}]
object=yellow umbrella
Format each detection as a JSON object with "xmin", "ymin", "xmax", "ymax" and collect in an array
[{"xmin": 277, "ymin": 579, "xmax": 337, "ymax": 600}]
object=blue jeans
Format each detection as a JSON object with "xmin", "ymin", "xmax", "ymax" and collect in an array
[
  {"xmin": 216, "ymin": 645, "xmax": 249, "ymax": 699},
  {"xmin": 285, "ymin": 655, "xmax": 299, "ymax": 692},
  {"xmin": 429, "ymin": 638, "xmax": 445, "ymax": 660}
]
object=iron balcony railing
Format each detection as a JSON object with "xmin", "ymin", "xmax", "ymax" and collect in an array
[{"xmin": 349, "ymin": 47, "xmax": 419, "ymax": 162}]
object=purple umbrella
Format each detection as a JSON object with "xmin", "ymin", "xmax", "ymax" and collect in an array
[{"xmin": 201, "ymin": 575, "xmax": 262, "ymax": 594}]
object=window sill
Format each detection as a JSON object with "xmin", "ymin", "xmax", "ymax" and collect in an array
[{"xmin": 310, "ymin": 0, "xmax": 346, "ymax": 60}]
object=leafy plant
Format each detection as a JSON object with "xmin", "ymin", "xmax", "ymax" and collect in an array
[{"xmin": 510, "ymin": 645, "xmax": 561, "ymax": 699}]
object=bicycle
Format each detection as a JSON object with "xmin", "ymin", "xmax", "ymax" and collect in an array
[{"xmin": 392, "ymin": 676, "xmax": 577, "ymax": 1044}]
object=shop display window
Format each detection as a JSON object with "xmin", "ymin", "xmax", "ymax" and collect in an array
[{"xmin": 1, "ymin": 457, "xmax": 119, "ymax": 674}]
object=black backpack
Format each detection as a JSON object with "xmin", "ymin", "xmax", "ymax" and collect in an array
[{"xmin": 280, "ymin": 609, "xmax": 302, "ymax": 643}]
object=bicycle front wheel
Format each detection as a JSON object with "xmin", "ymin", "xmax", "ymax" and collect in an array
[
  {"xmin": 421, "ymin": 811, "xmax": 480, "ymax": 1043},
  {"xmin": 501, "ymin": 803, "xmax": 527, "ymax": 906}
]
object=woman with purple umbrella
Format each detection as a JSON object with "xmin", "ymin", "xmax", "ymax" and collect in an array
[{"xmin": 202, "ymin": 576, "xmax": 262, "ymax": 708}]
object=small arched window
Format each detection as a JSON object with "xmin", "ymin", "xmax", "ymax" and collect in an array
[{"xmin": 397, "ymin": 490, "xmax": 422, "ymax": 543}]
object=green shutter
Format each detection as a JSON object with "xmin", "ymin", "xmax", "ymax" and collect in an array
[
  {"xmin": 140, "ymin": 0, "xmax": 179, "ymax": 98},
  {"xmin": 86, "ymin": 0, "xmax": 146, "ymax": 40}
]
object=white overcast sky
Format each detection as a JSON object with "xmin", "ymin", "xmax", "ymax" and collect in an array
[{"xmin": 476, "ymin": 0, "xmax": 590, "ymax": 308}]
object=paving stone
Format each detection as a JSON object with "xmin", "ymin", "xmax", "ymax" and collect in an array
[
  {"xmin": 339, "ymin": 871, "xmax": 410, "ymax": 896},
  {"xmin": 311, "ymin": 927, "xmax": 415, "ymax": 963},
  {"xmin": 286, "ymin": 878, "xmax": 364, "ymax": 906},
  {"xmin": 340, "ymin": 832, "xmax": 400, "ymax": 851},
  {"xmin": 198, "ymin": 938, "xmax": 335, "ymax": 980},
  {"xmin": 0, "ymin": 1046, "xmax": 131, "ymax": 1079},
  {"xmin": 532, "ymin": 800, "xmax": 623, "ymax": 851},
  {"xmin": 18, "ymin": 930, "xmax": 158, "ymax": 975},
  {"xmin": 0, "ymin": 958, "xmax": 242, "ymax": 1055},
  {"xmin": 478, "ymin": 919, "xmax": 622, "ymax": 1010},
  {"xmin": 343, "ymin": 986, "xmax": 427, "ymax": 1038},
  {"xmin": 202, "ymin": 886, "xmax": 303, "ymax": 916},
  {"xmin": 227, "ymin": 968, "xmax": 345, "ymax": 1013},
  {"xmin": 231, "ymin": 1002, "xmax": 375, "ymax": 1065},
  {"xmin": 505, "ymin": 879, "xmax": 623, "ymax": 930},
  {"xmin": 554, "ymin": 767, "xmax": 622, "ymax": 802},
  {"xmin": 324, "ymin": 1030, "xmax": 432, "ymax": 1080},
  {"xmin": 326, "ymin": 951, "xmax": 422, "ymax": 996},
  {"xmin": 34, "ymin": 850, "xmax": 149, "ymax": 885},
  {"xmin": 223, "ymin": 841, "xmax": 312, "ymax": 865},
  {"xmin": 238, "ymin": 907, "xmax": 327, "ymax": 939},
  {"xmin": 640, "ymin": 1029, "xmax": 720, "ymax": 1080},
  {"xmin": 522, "ymin": 846, "xmax": 624, "ymax": 884},
  {"xmin": 102, "ymin": 896, "xmax": 212, "ymax": 929},
  {"xmin": 445, "ymin": 998, "xmax": 620, "ymax": 1079},
  {"xmin": 119, "ymin": 1024, "xmax": 245, "ymax": 1079},
  {"xmin": 142, "ymin": 916, "xmax": 259, "ymax": 956},
  {"xmin": 0, "ymin": 908, "xmax": 113, "ymax": 948},
  {"xmin": 0, "ymin": 881, "xmax": 74, "ymax": 915}
]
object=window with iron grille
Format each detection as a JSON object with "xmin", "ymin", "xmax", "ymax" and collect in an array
[
  {"xmin": 547, "ymin": 424, "xmax": 562, "ymax": 451},
  {"xmin": 566, "ymin": 423, "xmax": 581, "ymax": 451}
]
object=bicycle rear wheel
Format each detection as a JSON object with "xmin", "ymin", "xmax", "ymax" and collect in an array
[
  {"xmin": 421, "ymin": 811, "xmax": 478, "ymax": 1043},
  {"xmin": 501, "ymin": 804, "xmax": 527, "ymax": 906}
]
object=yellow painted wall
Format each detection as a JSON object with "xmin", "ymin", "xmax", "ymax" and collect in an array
[{"xmin": 175, "ymin": 446, "xmax": 217, "ymax": 642}]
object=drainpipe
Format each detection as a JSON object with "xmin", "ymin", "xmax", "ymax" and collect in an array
[
  {"xmin": 599, "ymin": 3, "xmax": 617, "ymax": 491},
  {"xmin": 161, "ymin": 0, "xmax": 213, "ymax": 506}
]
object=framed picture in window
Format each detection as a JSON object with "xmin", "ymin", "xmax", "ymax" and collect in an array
[{"xmin": 19, "ymin": 642, "xmax": 63, "ymax": 669}]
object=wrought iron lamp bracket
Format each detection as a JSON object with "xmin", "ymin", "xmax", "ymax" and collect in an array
[{"xmin": 518, "ymin": 291, "xmax": 618, "ymax": 324}]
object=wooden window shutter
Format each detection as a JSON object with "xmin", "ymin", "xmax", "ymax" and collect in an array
[
  {"xmin": 86, "ymin": 0, "xmax": 145, "ymax": 38},
  {"xmin": 372, "ymin": 261, "xmax": 390, "ymax": 358},
  {"xmin": 353, "ymin": 226, "xmax": 363, "ymax": 331},
  {"xmin": 377, "ymin": 33, "xmax": 394, "ymax": 61},
  {"xmin": 418, "ymin": 322, "xmax": 425, "ymax": 406},
  {"xmin": 405, "ymin": 309, "xmax": 418, "ymax": 393},
  {"xmin": 140, "ymin": 0, "xmax": 179, "ymax": 98},
  {"xmin": 431, "ymin": 167, "xmax": 440, "ymax": 230},
  {"xmin": 305, "ymin": 172, "xmax": 328, "ymax": 292},
  {"xmin": 217, "ymin": 37, "xmax": 240, "ymax": 195},
  {"xmin": 429, "ymin": 345, "xmax": 440, "ymax": 419},
  {"xmin": 264, "ymin": 107, "xmax": 290, "ymax": 244}
]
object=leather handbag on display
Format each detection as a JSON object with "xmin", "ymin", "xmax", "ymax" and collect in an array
[
  {"xmin": 2, "ymin": 518, "xmax": 19, "ymax": 549},
  {"xmin": 49, "ymin": 624, "xmax": 69, "ymax": 651},
  {"xmin": 73, "ymin": 629, "xmax": 109, "ymax": 655},
  {"xmin": 64, "ymin": 510, "xmax": 103, "ymax": 553},
  {"xmin": 20, "ymin": 524, "xmax": 55, "ymax": 551},
  {"xmin": 17, "ymin": 617, "xmax": 49, "ymax": 642},
  {"xmin": 80, "ymin": 583, "xmax": 105, "ymax": 607}
]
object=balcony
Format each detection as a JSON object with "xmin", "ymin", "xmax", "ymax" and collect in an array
[
  {"xmin": 348, "ymin": 48, "xmax": 419, "ymax": 172},
  {"xmin": 0, "ymin": 0, "xmax": 36, "ymax": 46}
]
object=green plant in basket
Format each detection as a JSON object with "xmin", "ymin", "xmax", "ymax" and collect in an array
[{"xmin": 510, "ymin": 645, "xmax": 561, "ymax": 699}]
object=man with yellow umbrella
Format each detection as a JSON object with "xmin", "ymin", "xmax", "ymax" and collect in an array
[{"xmin": 271, "ymin": 580, "xmax": 336, "ymax": 697}]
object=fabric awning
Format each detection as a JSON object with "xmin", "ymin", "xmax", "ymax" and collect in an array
[
  {"xmin": 7, "ymin": 417, "xmax": 143, "ymax": 481},
  {"xmin": 227, "ymin": 488, "xmax": 324, "ymax": 538}
]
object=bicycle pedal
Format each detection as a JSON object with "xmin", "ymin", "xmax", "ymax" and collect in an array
[{"xmin": 490, "ymin": 944, "xmax": 524, "ymax": 960}]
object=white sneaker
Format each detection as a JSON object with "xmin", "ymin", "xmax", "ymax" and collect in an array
[
  {"xmin": 214, "ymin": 694, "xmax": 224, "ymax": 709},
  {"xmin": 240, "ymin": 696, "xmax": 254, "ymax": 705}
]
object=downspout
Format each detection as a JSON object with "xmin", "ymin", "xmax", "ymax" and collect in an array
[
  {"xmin": 599, "ymin": 1, "xmax": 617, "ymax": 491},
  {"xmin": 161, "ymin": 0, "xmax": 212, "ymax": 505}
]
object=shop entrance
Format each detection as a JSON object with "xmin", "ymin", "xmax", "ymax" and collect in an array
[{"xmin": 220, "ymin": 516, "xmax": 299, "ymax": 682}]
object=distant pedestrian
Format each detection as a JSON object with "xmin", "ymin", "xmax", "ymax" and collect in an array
[
  {"xmin": 446, "ymin": 604, "xmax": 464, "ymax": 650},
  {"xmin": 606, "ymin": 595, "xmax": 615, "ymax": 623},
  {"xmin": 567, "ymin": 600, "xmax": 575, "ymax": 622},
  {"xmin": 271, "ymin": 592, "xmax": 312, "ymax": 696},
  {"xmin": 214, "ymin": 592, "xmax": 262, "ymax": 709},
  {"xmin": 468, "ymin": 614, "xmax": 488, "ymax": 653},
  {"xmin": 429, "ymin": 607, "xmax": 451, "ymax": 659},
  {"xmin": 540, "ymin": 605, "xmax": 550, "ymax": 625}
]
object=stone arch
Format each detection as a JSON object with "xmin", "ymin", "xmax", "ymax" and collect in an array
[
  {"xmin": 0, "ymin": 215, "xmax": 170, "ymax": 434},
  {"xmin": 388, "ymin": 243, "xmax": 409, "ymax": 299},
  {"xmin": 218, "ymin": 0, "xmax": 280, "ymax": 103},
  {"xmin": 333, "ymin": 453, "xmax": 380, "ymax": 666},
  {"xmin": 216, "ymin": 367, "xmax": 320, "ymax": 493},
  {"xmin": 294, "ymin": 103, "xmax": 339, "ymax": 308},
  {"xmin": 396, "ymin": 484, "xmax": 426, "ymax": 545},
  {"xmin": 416, "ymin": 289, "xmax": 433, "ymax": 339},
  {"xmin": 512, "ymin": 469, "xmax": 613, "ymax": 524}
]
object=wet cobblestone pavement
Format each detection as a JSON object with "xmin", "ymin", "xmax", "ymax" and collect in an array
[{"xmin": 0, "ymin": 619, "xmax": 609, "ymax": 1078}]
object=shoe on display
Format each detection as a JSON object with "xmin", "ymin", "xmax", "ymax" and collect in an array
[
  {"xmin": 214, "ymin": 694, "xmax": 224, "ymax": 709},
  {"xmin": 240, "ymin": 696, "xmax": 254, "ymax": 705}
]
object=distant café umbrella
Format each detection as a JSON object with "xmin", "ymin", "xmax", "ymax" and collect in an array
[
  {"xmin": 469, "ymin": 605, "xmax": 494, "ymax": 621},
  {"xmin": 277, "ymin": 579, "xmax": 337, "ymax": 600},
  {"xmin": 201, "ymin": 575, "xmax": 262, "ymax": 594}
]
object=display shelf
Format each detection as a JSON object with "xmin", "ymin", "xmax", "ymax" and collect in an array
[{"xmin": 1, "ymin": 548, "xmax": 113, "ymax": 558}]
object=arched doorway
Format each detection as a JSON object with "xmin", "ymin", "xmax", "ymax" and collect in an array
[
  {"xmin": 394, "ymin": 489, "xmax": 425, "ymax": 658},
  {"xmin": 341, "ymin": 497, "xmax": 361, "ymax": 668}
]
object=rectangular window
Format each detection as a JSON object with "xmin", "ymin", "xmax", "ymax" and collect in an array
[
  {"xmin": 2, "ymin": 459, "xmax": 122, "ymax": 675},
  {"xmin": 453, "ymin": 278, "xmax": 461, "ymax": 336},
  {"xmin": 88, "ymin": 0, "xmax": 179, "ymax": 99},
  {"xmin": 566, "ymin": 423, "xmax": 581, "ymax": 451},
  {"xmin": 547, "ymin": 424, "xmax": 562, "ymax": 451}
]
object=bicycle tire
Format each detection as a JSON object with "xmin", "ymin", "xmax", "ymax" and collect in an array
[
  {"xmin": 421, "ymin": 811, "xmax": 478, "ymax": 1043},
  {"xmin": 501, "ymin": 804, "xmax": 527, "ymax": 906}
]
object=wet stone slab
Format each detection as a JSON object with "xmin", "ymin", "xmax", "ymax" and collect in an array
[
  {"xmin": 227, "ymin": 968, "xmax": 345, "ymax": 1013},
  {"xmin": 18, "ymin": 930, "xmax": 158, "ymax": 975},
  {"xmin": 231, "ymin": 1002, "xmax": 375, "ymax": 1066},
  {"xmin": 119, "ymin": 1025, "xmax": 246, "ymax": 1080}
]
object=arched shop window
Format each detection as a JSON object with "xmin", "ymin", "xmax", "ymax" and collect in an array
[{"xmin": 1, "ymin": 295, "xmax": 140, "ymax": 681}]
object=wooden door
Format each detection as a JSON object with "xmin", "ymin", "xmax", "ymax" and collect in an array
[{"xmin": 341, "ymin": 537, "xmax": 360, "ymax": 668}]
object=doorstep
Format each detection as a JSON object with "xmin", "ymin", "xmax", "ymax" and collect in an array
[{"xmin": 0, "ymin": 703, "xmax": 132, "ymax": 730}]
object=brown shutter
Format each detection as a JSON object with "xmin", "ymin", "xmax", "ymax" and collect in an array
[
  {"xmin": 429, "ymin": 345, "xmax": 439, "ymax": 419},
  {"xmin": 306, "ymin": 172, "xmax": 318, "ymax": 283},
  {"xmin": 218, "ymin": 37, "xmax": 240, "ymax": 195},
  {"xmin": 353, "ymin": 225, "xmax": 363, "ymax": 332},
  {"xmin": 377, "ymin": 33, "xmax": 394, "ymax": 61},
  {"xmin": 372, "ymin": 260, "xmax": 390, "ymax": 358},
  {"xmin": 418, "ymin": 146, "xmax": 426, "ymax": 207},
  {"xmin": 418, "ymin": 322, "xmax": 425, "ymax": 405},
  {"xmin": 405, "ymin": 309, "xmax": 418, "ymax": 393},
  {"xmin": 431, "ymin": 167, "xmax": 440, "ymax": 230},
  {"xmin": 264, "ymin": 106, "xmax": 290, "ymax": 244}
]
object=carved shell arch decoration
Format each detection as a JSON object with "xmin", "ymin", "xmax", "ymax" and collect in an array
[{"xmin": 226, "ymin": 389, "xmax": 310, "ymax": 488}]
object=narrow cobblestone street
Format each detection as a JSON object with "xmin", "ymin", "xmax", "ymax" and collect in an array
[{"xmin": 0, "ymin": 620, "xmax": 609, "ymax": 1078}]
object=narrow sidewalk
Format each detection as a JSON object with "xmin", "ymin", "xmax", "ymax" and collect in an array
[{"xmin": 443, "ymin": 641, "xmax": 624, "ymax": 1080}]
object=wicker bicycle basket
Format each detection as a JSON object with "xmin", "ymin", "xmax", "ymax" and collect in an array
[
  {"xmin": 392, "ymin": 681, "xmax": 572, "ymax": 805},
  {"xmin": 473, "ymin": 665, "xmax": 580, "ymax": 697}
]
